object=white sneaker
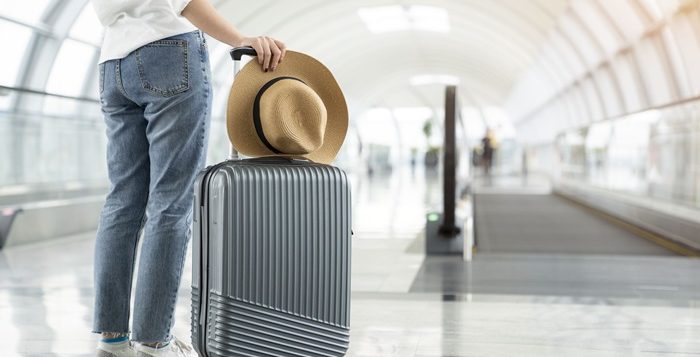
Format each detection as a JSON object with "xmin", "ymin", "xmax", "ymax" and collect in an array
[
  {"xmin": 97, "ymin": 340, "xmax": 135, "ymax": 357},
  {"xmin": 135, "ymin": 336, "xmax": 195, "ymax": 357}
]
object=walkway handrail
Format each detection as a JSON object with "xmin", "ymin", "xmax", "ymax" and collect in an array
[{"xmin": 0, "ymin": 85, "xmax": 100, "ymax": 104}]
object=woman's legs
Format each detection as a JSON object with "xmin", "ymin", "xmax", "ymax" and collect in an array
[
  {"xmin": 93, "ymin": 60, "xmax": 150, "ymax": 336},
  {"xmin": 128, "ymin": 89, "xmax": 210, "ymax": 342},
  {"xmin": 93, "ymin": 30, "xmax": 211, "ymax": 344},
  {"xmin": 119, "ymin": 30, "xmax": 212, "ymax": 343}
]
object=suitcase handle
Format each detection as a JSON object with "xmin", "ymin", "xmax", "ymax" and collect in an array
[
  {"xmin": 227, "ymin": 46, "xmax": 258, "ymax": 160},
  {"xmin": 239, "ymin": 156, "xmax": 315, "ymax": 165},
  {"xmin": 229, "ymin": 46, "xmax": 257, "ymax": 61}
]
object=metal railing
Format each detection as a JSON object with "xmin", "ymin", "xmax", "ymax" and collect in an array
[{"xmin": 0, "ymin": 85, "xmax": 100, "ymax": 104}]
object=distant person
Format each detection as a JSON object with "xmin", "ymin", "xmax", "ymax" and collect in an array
[
  {"xmin": 90, "ymin": 0, "xmax": 285, "ymax": 356},
  {"xmin": 410, "ymin": 149, "xmax": 417, "ymax": 169},
  {"xmin": 481, "ymin": 129, "xmax": 495, "ymax": 175}
]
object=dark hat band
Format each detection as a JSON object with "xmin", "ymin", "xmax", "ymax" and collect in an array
[{"xmin": 252, "ymin": 76, "xmax": 306, "ymax": 154}]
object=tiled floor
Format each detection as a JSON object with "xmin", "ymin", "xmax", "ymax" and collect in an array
[{"xmin": 1, "ymin": 169, "xmax": 699, "ymax": 356}]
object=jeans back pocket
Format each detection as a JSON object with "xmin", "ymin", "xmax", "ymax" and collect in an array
[{"xmin": 136, "ymin": 39, "xmax": 190, "ymax": 97}]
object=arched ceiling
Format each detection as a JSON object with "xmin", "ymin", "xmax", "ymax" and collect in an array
[{"xmin": 212, "ymin": 0, "xmax": 570, "ymax": 110}]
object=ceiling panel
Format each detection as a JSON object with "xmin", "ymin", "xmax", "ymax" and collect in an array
[{"xmin": 212, "ymin": 0, "xmax": 569, "ymax": 111}]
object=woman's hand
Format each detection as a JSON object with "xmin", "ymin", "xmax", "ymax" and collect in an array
[
  {"xmin": 234, "ymin": 36, "xmax": 286, "ymax": 72},
  {"xmin": 181, "ymin": 0, "xmax": 286, "ymax": 71}
]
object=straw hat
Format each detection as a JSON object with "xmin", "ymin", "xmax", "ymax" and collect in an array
[{"xmin": 227, "ymin": 51, "xmax": 348, "ymax": 164}]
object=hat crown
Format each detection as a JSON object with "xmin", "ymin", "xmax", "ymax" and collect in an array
[
  {"xmin": 259, "ymin": 79, "xmax": 328, "ymax": 155},
  {"xmin": 227, "ymin": 51, "xmax": 348, "ymax": 164}
]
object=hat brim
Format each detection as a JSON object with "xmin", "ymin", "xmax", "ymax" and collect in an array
[{"xmin": 227, "ymin": 51, "xmax": 348, "ymax": 165}]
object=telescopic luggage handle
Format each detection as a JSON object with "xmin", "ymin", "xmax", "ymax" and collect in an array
[
  {"xmin": 227, "ymin": 46, "xmax": 258, "ymax": 160},
  {"xmin": 230, "ymin": 46, "xmax": 257, "ymax": 61},
  {"xmin": 230, "ymin": 46, "xmax": 257, "ymax": 79}
]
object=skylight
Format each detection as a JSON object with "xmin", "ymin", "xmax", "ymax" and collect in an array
[
  {"xmin": 410, "ymin": 74, "xmax": 460, "ymax": 86},
  {"xmin": 409, "ymin": 6, "xmax": 450, "ymax": 33},
  {"xmin": 358, "ymin": 5, "xmax": 450, "ymax": 34}
]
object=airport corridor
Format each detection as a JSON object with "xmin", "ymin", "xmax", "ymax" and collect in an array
[
  {"xmin": 1, "ymin": 169, "xmax": 699, "ymax": 356},
  {"xmin": 3, "ymin": 0, "xmax": 700, "ymax": 356}
]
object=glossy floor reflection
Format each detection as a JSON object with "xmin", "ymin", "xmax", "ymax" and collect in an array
[{"xmin": 1, "ymin": 168, "xmax": 699, "ymax": 356}]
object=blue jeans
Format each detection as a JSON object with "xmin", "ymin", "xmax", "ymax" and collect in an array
[{"xmin": 92, "ymin": 30, "xmax": 212, "ymax": 343}]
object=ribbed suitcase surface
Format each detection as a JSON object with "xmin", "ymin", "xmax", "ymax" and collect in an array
[{"xmin": 192, "ymin": 158, "xmax": 351, "ymax": 357}]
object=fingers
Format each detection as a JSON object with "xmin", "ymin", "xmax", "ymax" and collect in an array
[
  {"xmin": 243, "ymin": 36, "xmax": 287, "ymax": 72},
  {"xmin": 261, "ymin": 37, "xmax": 272, "ymax": 72},
  {"xmin": 268, "ymin": 37, "xmax": 282, "ymax": 71},
  {"xmin": 274, "ymin": 39, "xmax": 287, "ymax": 64},
  {"xmin": 250, "ymin": 38, "xmax": 265, "ymax": 66}
]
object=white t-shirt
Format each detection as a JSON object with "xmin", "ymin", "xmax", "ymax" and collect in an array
[{"xmin": 91, "ymin": 0, "xmax": 197, "ymax": 63}]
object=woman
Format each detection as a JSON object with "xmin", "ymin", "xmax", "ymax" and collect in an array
[{"xmin": 90, "ymin": 0, "xmax": 285, "ymax": 356}]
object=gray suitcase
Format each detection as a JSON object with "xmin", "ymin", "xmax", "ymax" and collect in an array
[{"xmin": 191, "ymin": 48, "xmax": 352, "ymax": 357}]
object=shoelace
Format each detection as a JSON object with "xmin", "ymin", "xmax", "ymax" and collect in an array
[{"xmin": 171, "ymin": 337, "xmax": 194, "ymax": 355}]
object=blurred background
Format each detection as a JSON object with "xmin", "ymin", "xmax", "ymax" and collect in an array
[
  {"xmin": 2, "ymin": 0, "xmax": 700, "ymax": 215},
  {"xmin": 1, "ymin": 0, "xmax": 699, "ymax": 356}
]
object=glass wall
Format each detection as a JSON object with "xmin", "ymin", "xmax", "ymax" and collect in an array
[
  {"xmin": 0, "ymin": 1, "xmax": 107, "ymax": 195},
  {"xmin": 508, "ymin": 0, "xmax": 700, "ymax": 212},
  {"xmin": 0, "ymin": 22, "xmax": 33, "ymax": 88},
  {"xmin": 0, "ymin": 92, "xmax": 106, "ymax": 188},
  {"xmin": 0, "ymin": 1, "xmax": 244, "ymax": 198},
  {"xmin": 542, "ymin": 100, "xmax": 700, "ymax": 209},
  {"xmin": 509, "ymin": 0, "xmax": 700, "ymax": 138}
]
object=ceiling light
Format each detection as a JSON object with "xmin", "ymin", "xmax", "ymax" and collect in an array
[
  {"xmin": 358, "ymin": 5, "xmax": 449, "ymax": 34},
  {"xmin": 408, "ymin": 5, "xmax": 450, "ymax": 33},
  {"xmin": 358, "ymin": 6, "xmax": 410, "ymax": 33},
  {"xmin": 410, "ymin": 74, "xmax": 460, "ymax": 86}
]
